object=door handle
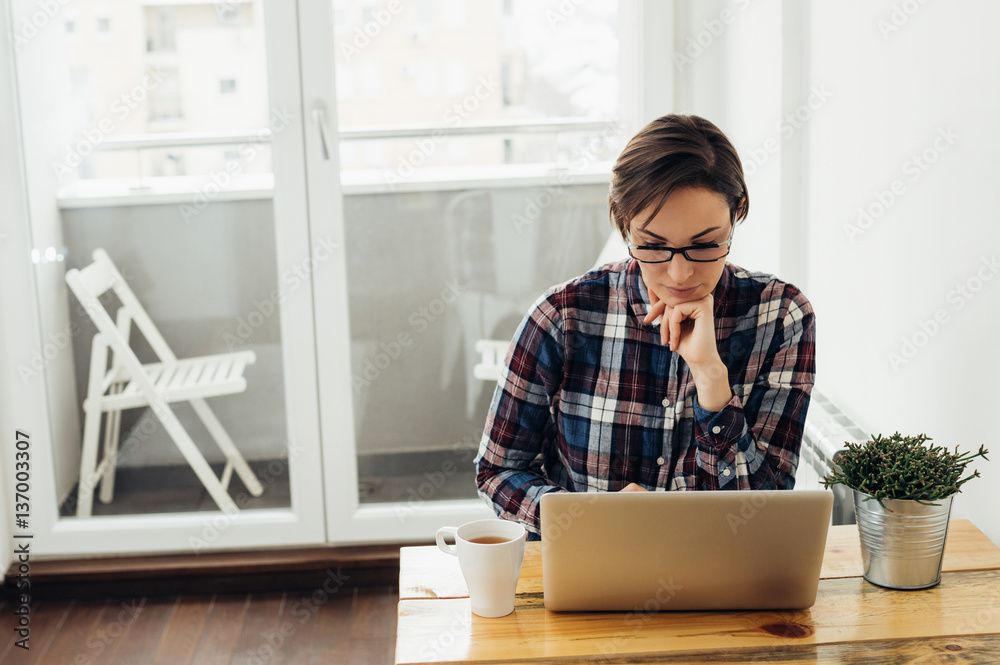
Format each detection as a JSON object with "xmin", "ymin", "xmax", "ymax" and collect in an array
[{"xmin": 311, "ymin": 100, "xmax": 332, "ymax": 160}]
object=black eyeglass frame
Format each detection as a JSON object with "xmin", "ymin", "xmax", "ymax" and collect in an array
[{"xmin": 626, "ymin": 222, "xmax": 736, "ymax": 264}]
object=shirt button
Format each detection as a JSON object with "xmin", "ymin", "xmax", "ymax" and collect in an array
[
  {"xmin": 723, "ymin": 468, "xmax": 732, "ymax": 477},
  {"xmin": 712, "ymin": 426, "xmax": 722, "ymax": 434},
  {"xmin": 661, "ymin": 398, "xmax": 671, "ymax": 407},
  {"xmin": 656, "ymin": 456, "xmax": 665, "ymax": 465}
]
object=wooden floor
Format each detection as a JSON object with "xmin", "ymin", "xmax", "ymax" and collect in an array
[{"xmin": 1, "ymin": 587, "xmax": 398, "ymax": 664}]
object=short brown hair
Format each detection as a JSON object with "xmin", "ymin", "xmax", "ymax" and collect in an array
[{"xmin": 608, "ymin": 114, "xmax": 749, "ymax": 241}]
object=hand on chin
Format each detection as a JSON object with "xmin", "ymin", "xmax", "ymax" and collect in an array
[{"xmin": 644, "ymin": 287, "xmax": 717, "ymax": 357}]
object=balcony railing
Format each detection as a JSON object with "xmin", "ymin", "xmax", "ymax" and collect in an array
[
  {"xmin": 91, "ymin": 117, "xmax": 620, "ymax": 150},
  {"xmin": 58, "ymin": 117, "xmax": 619, "ymax": 207}
]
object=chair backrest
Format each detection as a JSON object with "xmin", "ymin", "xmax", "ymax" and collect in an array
[
  {"xmin": 65, "ymin": 248, "xmax": 178, "ymax": 366},
  {"xmin": 442, "ymin": 189, "xmax": 496, "ymax": 294}
]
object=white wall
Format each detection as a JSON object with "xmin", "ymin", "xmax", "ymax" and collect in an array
[
  {"xmin": 677, "ymin": 0, "xmax": 999, "ymax": 545},
  {"xmin": 673, "ymin": 0, "xmax": 791, "ymax": 282},
  {"xmin": 801, "ymin": 0, "xmax": 1000, "ymax": 544}
]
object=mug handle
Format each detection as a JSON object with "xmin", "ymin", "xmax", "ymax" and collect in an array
[{"xmin": 436, "ymin": 526, "xmax": 459, "ymax": 556}]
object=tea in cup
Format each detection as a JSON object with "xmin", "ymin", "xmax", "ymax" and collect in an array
[{"xmin": 435, "ymin": 519, "xmax": 527, "ymax": 617}]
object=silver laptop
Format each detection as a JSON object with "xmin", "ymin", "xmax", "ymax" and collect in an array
[{"xmin": 540, "ymin": 490, "xmax": 833, "ymax": 611}]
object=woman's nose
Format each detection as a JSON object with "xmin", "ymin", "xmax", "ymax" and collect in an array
[{"xmin": 667, "ymin": 254, "xmax": 695, "ymax": 284}]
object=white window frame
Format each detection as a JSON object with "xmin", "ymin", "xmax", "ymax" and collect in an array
[
  {"xmin": 51, "ymin": 1, "xmax": 671, "ymax": 209},
  {"xmin": 0, "ymin": 0, "xmax": 327, "ymax": 557},
  {"xmin": 93, "ymin": 5, "xmax": 112, "ymax": 37},
  {"xmin": 300, "ymin": 0, "xmax": 674, "ymax": 544},
  {"xmin": 0, "ymin": 0, "xmax": 677, "ymax": 558}
]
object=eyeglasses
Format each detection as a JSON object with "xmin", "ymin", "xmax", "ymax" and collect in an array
[{"xmin": 627, "ymin": 224, "xmax": 735, "ymax": 264}]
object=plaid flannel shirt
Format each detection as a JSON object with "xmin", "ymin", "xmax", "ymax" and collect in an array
[{"xmin": 474, "ymin": 258, "xmax": 816, "ymax": 537}]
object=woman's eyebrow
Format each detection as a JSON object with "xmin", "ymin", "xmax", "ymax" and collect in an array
[{"xmin": 639, "ymin": 226, "xmax": 723, "ymax": 243}]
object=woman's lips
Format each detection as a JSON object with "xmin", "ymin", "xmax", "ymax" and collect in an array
[{"xmin": 665, "ymin": 286, "xmax": 698, "ymax": 297}]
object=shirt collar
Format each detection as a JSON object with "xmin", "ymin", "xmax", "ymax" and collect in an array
[{"xmin": 626, "ymin": 258, "xmax": 733, "ymax": 323}]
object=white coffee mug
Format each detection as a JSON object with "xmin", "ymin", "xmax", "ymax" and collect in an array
[{"xmin": 435, "ymin": 519, "xmax": 527, "ymax": 618}]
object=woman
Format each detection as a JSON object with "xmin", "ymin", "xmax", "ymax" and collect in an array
[{"xmin": 474, "ymin": 114, "xmax": 816, "ymax": 539}]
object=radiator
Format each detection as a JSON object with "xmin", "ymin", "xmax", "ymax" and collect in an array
[{"xmin": 797, "ymin": 389, "xmax": 868, "ymax": 525}]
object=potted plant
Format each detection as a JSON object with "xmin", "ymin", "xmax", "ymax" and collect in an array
[{"xmin": 822, "ymin": 432, "xmax": 989, "ymax": 589}]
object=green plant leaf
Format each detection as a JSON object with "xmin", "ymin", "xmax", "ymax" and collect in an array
[{"xmin": 821, "ymin": 433, "xmax": 988, "ymax": 503}]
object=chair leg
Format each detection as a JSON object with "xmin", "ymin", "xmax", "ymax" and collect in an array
[
  {"xmin": 100, "ymin": 308, "xmax": 131, "ymax": 505},
  {"xmin": 148, "ymin": 396, "xmax": 240, "ymax": 514},
  {"xmin": 98, "ymin": 382, "xmax": 124, "ymax": 504},
  {"xmin": 77, "ymin": 334, "xmax": 109, "ymax": 518},
  {"xmin": 189, "ymin": 398, "xmax": 265, "ymax": 496}
]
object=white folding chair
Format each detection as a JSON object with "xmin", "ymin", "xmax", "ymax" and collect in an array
[{"xmin": 65, "ymin": 248, "xmax": 264, "ymax": 517}]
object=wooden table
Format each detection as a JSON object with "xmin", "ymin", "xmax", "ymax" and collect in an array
[{"xmin": 396, "ymin": 519, "xmax": 1000, "ymax": 664}]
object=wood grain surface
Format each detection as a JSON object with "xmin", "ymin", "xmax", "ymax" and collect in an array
[
  {"xmin": 402, "ymin": 634, "xmax": 1000, "ymax": 665},
  {"xmin": 396, "ymin": 569, "xmax": 1000, "ymax": 664}
]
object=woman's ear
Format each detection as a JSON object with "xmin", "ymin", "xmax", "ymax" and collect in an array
[{"xmin": 736, "ymin": 196, "xmax": 748, "ymax": 220}]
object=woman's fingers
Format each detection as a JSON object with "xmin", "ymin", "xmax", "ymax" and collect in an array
[
  {"xmin": 646, "ymin": 291, "xmax": 710, "ymax": 352},
  {"xmin": 644, "ymin": 297, "xmax": 666, "ymax": 324},
  {"xmin": 669, "ymin": 306, "xmax": 684, "ymax": 352},
  {"xmin": 653, "ymin": 303, "xmax": 670, "ymax": 345},
  {"xmin": 644, "ymin": 289, "xmax": 670, "ymax": 346},
  {"xmin": 664, "ymin": 301, "xmax": 701, "ymax": 351},
  {"xmin": 644, "ymin": 301, "xmax": 666, "ymax": 323}
]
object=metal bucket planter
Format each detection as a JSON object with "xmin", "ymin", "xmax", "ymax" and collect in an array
[{"xmin": 853, "ymin": 490, "xmax": 953, "ymax": 590}]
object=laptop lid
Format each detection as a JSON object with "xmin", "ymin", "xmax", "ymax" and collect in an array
[{"xmin": 540, "ymin": 490, "xmax": 834, "ymax": 611}]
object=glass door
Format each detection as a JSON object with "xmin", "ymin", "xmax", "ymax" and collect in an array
[
  {"xmin": 302, "ymin": 0, "xmax": 631, "ymax": 542},
  {"xmin": 9, "ymin": 0, "xmax": 326, "ymax": 555}
]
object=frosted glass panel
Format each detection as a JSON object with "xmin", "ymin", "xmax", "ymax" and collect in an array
[
  {"xmin": 330, "ymin": 0, "xmax": 622, "ymax": 504},
  {"xmin": 16, "ymin": 0, "xmax": 293, "ymax": 517},
  {"xmin": 347, "ymin": 185, "xmax": 613, "ymax": 502}
]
